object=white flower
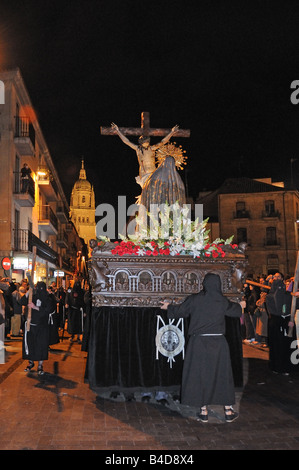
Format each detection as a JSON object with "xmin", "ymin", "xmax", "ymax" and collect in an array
[{"xmin": 97, "ymin": 201, "xmax": 235, "ymax": 258}]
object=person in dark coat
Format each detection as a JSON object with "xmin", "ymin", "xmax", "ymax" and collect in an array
[
  {"xmin": 0, "ymin": 289, "xmax": 5, "ymax": 363},
  {"xmin": 57, "ymin": 286, "xmax": 66, "ymax": 329},
  {"xmin": 20, "ymin": 163, "xmax": 32, "ymax": 193},
  {"xmin": 47, "ymin": 286, "xmax": 60, "ymax": 347},
  {"xmin": 65, "ymin": 281, "xmax": 85, "ymax": 343},
  {"xmin": 81, "ymin": 284, "xmax": 92, "ymax": 352},
  {"xmin": 22, "ymin": 281, "xmax": 56, "ymax": 375},
  {"xmin": 243, "ymin": 284, "xmax": 259, "ymax": 343},
  {"xmin": 11, "ymin": 283, "xmax": 23, "ymax": 336},
  {"xmin": 266, "ymin": 275, "xmax": 292, "ymax": 374},
  {"xmin": 255, "ymin": 291, "xmax": 269, "ymax": 347},
  {"xmin": 160, "ymin": 273, "xmax": 243, "ymax": 423},
  {"xmin": 1, "ymin": 279, "xmax": 16, "ymax": 339}
]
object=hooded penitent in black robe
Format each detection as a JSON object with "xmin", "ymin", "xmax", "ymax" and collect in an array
[
  {"xmin": 22, "ymin": 282, "xmax": 56, "ymax": 361},
  {"xmin": 167, "ymin": 273, "xmax": 242, "ymax": 408},
  {"xmin": 66, "ymin": 282, "xmax": 85, "ymax": 335},
  {"xmin": 48, "ymin": 292, "xmax": 60, "ymax": 346},
  {"xmin": 81, "ymin": 287, "xmax": 92, "ymax": 352},
  {"xmin": 266, "ymin": 279, "xmax": 292, "ymax": 373}
]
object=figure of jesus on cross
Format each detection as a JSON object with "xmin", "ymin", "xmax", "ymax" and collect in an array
[{"xmin": 101, "ymin": 111, "xmax": 190, "ymax": 188}]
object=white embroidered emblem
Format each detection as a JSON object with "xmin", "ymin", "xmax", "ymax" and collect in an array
[{"xmin": 156, "ymin": 315, "xmax": 185, "ymax": 368}]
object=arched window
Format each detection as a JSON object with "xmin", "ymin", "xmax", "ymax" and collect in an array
[{"xmin": 82, "ymin": 196, "xmax": 85, "ymax": 204}]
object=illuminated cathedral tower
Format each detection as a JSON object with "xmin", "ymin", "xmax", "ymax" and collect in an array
[{"xmin": 69, "ymin": 159, "xmax": 96, "ymax": 247}]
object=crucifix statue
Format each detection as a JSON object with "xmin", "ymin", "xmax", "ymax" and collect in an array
[{"xmin": 100, "ymin": 111, "xmax": 190, "ymax": 188}]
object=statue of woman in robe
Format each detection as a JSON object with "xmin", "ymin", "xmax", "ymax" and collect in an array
[
  {"xmin": 139, "ymin": 155, "xmax": 186, "ymax": 210},
  {"xmin": 111, "ymin": 123, "xmax": 179, "ymax": 188}
]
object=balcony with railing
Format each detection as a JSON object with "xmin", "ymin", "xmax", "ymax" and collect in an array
[
  {"xmin": 61, "ymin": 255, "xmax": 76, "ymax": 274},
  {"xmin": 56, "ymin": 229, "xmax": 68, "ymax": 248},
  {"xmin": 14, "ymin": 116, "xmax": 35, "ymax": 156},
  {"xmin": 56, "ymin": 203, "xmax": 69, "ymax": 224},
  {"xmin": 12, "ymin": 228, "xmax": 58, "ymax": 265},
  {"xmin": 36, "ymin": 167, "xmax": 58, "ymax": 202},
  {"xmin": 13, "ymin": 171, "xmax": 35, "ymax": 207},
  {"xmin": 65, "ymin": 222, "xmax": 74, "ymax": 232},
  {"xmin": 233, "ymin": 209, "xmax": 251, "ymax": 219},
  {"xmin": 38, "ymin": 205, "xmax": 58, "ymax": 235},
  {"xmin": 262, "ymin": 210, "xmax": 280, "ymax": 219},
  {"xmin": 66, "ymin": 242, "xmax": 78, "ymax": 257}
]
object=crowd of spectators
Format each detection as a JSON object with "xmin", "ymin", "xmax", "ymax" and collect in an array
[
  {"xmin": 241, "ymin": 272, "xmax": 298, "ymax": 374},
  {"xmin": 0, "ymin": 277, "xmax": 91, "ymax": 372}
]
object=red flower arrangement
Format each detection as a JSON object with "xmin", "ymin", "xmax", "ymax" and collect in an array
[
  {"xmin": 108, "ymin": 239, "xmax": 238, "ymax": 259},
  {"xmin": 111, "ymin": 240, "xmax": 171, "ymax": 257}
]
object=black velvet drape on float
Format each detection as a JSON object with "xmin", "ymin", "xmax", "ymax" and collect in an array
[{"xmin": 85, "ymin": 306, "xmax": 243, "ymax": 394}]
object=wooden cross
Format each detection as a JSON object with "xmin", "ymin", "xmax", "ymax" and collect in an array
[{"xmin": 100, "ymin": 111, "xmax": 190, "ymax": 139}]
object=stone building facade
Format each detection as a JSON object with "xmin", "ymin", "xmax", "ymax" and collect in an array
[
  {"xmin": 197, "ymin": 177, "xmax": 299, "ymax": 278},
  {"xmin": 0, "ymin": 68, "xmax": 83, "ymax": 284},
  {"xmin": 69, "ymin": 159, "xmax": 96, "ymax": 248}
]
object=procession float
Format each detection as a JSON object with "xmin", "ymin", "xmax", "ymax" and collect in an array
[{"xmin": 85, "ymin": 112, "xmax": 247, "ymax": 396}]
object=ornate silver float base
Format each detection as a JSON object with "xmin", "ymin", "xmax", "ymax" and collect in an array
[{"xmin": 89, "ymin": 247, "xmax": 247, "ymax": 307}]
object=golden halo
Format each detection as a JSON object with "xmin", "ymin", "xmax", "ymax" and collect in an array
[{"xmin": 155, "ymin": 142, "xmax": 188, "ymax": 170}]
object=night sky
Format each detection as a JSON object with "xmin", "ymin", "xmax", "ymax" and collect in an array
[{"xmin": 1, "ymin": 0, "xmax": 299, "ymax": 209}]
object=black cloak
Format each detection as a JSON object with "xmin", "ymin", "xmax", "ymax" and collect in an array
[
  {"xmin": 167, "ymin": 273, "xmax": 242, "ymax": 408},
  {"xmin": 48, "ymin": 292, "xmax": 60, "ymax": 346},
  {"xmin": 66, "ymin": 282, "xmax": 85, "ymax": 335},
  {"xmin": 22, "ymin": 282, "xmax": 56, "ymax": 361},
  {"xmin": 266, "ymin": 279, "xmax": 292, "ymax": 373}
]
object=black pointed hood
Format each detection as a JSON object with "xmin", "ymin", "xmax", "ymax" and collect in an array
[
  {"xmin": 203, "ymin": 273, "xmax": 222, "ymax": 294},
  {"xmin": 34, "ymin": 281, "xmax": 48, "ymax": 305}
]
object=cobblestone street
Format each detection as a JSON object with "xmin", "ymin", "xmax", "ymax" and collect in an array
[{"xmin": 1, "ymin": 335, "xmax": 299, "ymax": 451}]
